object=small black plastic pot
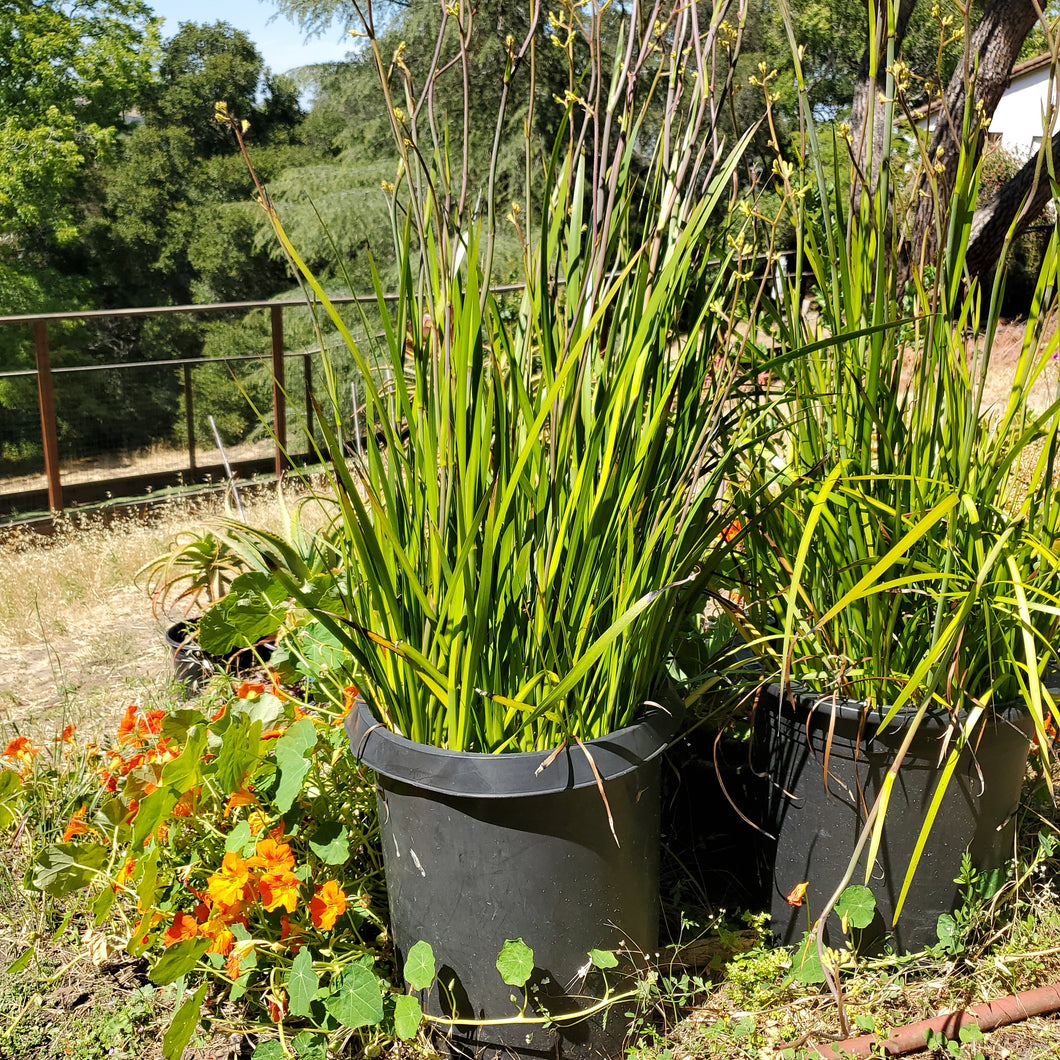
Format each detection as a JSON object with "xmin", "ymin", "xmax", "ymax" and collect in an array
[
  {"xmin": 165, "ymin": 620, "xmax": 274, "ymax": 695},
  {"xmin": 346, "ymin": 693, "xmax": 683, "ymax": 1060},
  {"xmin": 753, "ymin": 685, "xmax": 1035, "ymax": 952}
]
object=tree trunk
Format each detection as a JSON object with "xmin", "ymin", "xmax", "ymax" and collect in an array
[
  {"xmin": 965, "ymin": 129, "xmax": 1060, "ymax": 278},
  {"xmin": 903, "ymin": 0, "xmax": 1038, "ymax": 277},
  {"xmin": 849, "ymin": 0, "xmax": 918, "ymax": 201}
]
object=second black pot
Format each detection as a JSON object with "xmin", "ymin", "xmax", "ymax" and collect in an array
[
  {"xmin": 754, "ymin": 685, "xmax": 1035, "ymax": 952},
  {"xmin": 346, "ymin": 694, "xmax": 683, "ymax": 1060},
  {"xmin": 165, "ymin": 620, "xmax": 274, "ymax": 694}
]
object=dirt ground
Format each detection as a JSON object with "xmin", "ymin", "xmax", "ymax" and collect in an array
[{"xmin": 0, "ymin": 587, "xmax": 173, "ymax": 741}]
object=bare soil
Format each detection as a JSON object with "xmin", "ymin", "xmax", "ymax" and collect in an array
[{"xmin": 0, "ymin": 587, "xmax": 172, "ymax": 741}]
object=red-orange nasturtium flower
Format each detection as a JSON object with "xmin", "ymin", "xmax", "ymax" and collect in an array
[
  {"xmin": 62, "ymin": 807, "xmax": 89, "ymax": 841},
  {"xmin": 207, "ymin": 852, "xmax": 254, "ymax": 912},
  {"xmin": 120, "ymin": 752, "xmax": 147, "ymax": 776},
  {"xmin": 3, "ymin": 736, "xmax": 40, "ymax": 766},
  {"xmin": 259, "ymin": 870, "xmax": 300, "ymax": 913},
  {"xmin": 785, "ymin": 881, "xmax": 809, "ymax": 907},
  {"xmin": 338, "ymin": 686, "xmax": 359, "ymax": 725},
  {"xmin": 266, "ymin": 992, "xmax": 286, "ymax": 1022},
  {"xmin": 235, "ymin": 681, "xmax": 265, "ymax": 700},
  {"xmin": 114, "ymin": 858, "xmax": 136, "ymax": 888},
  {"xmin": 225, "ymin": 950, "xmax": 242, "ymax": 980},
  {"xmin": 172, "ymin": 788, "xmax": 199, "ymax": 817},
  {"xmin": 142, "ymin": 709, "xmax": 165, "ymax": 734},
  {"xmin": 309, "ymin": 880, "xmax": 347, "ymax": 931},
  {"xmin": 720, "ymin": 519, "xmax": 743, "ymax": 543},
  {"xmin": 117, "ymin": 704, "xmax": 141, "ymax": 745},
  {"xmin": 162, "ymin": 911, "xmax": 200, "ymax": 947},
  {"xmin": 55, "ymin": 724, "xmax": 76, "ymax": 743}
]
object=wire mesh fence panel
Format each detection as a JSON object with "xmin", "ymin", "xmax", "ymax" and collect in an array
[{"xmin": 0, "ymin": 287, "xmax": 521, "ymax": 518}]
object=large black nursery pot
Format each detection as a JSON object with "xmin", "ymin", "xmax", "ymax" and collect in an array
[
  {"xmin": 754, "ymin": 685, "xmax": 1035, "ymax": 952},
  {"xmin": 346, "ymin": 693, "xmax": 683, "ymax": 1060}
]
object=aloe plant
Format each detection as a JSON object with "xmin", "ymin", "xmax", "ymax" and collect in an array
[{"xmin": 225, "ymin": 0, "xmax": 763, "ymax": 752}]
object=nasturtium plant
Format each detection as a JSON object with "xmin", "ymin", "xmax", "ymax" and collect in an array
[
  {"xmin": 589, "ymin": 948, "xmax": 619, "ymax": 970},
  {"xmin": 835, "ymin": 885, "xmax": 876, "ymax": 932},
  {"xmin": 26, "ymin": 681, "xmax": 393, "ymax": 1052}
]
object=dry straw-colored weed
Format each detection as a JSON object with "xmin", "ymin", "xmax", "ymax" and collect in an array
[{"xmin": 0, "ymin": 480, "xmax": 330, "ymax": 741}]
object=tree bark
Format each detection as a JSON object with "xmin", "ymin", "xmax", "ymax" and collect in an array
[
  {"xmin": 965, "ymin": 128, "xmax": 1060, "ymax": 278},
  {"xmin": 903, "ymin": 0, "xmax": 1039, "ymax": 277},
  {"xmin": 849, "ymin": 0, "xmax": 918, "ymax": 201}
]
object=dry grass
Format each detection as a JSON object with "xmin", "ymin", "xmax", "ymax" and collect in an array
[
  {"xmin": 0, "ymin": 481, "xmax": 330, "ymax": 743},
  {"xmin": 0, "ymin": 438, "xmax": 275, "ymax": 496}
]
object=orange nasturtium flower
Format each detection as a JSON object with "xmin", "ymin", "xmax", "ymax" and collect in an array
[
  {"xmin": 235, "ymin": 681, "xmax": 265, "ymax": 700},
  {"xmin": 55, "ymin": 724, "xmax": 76, "ymax": 743},
  {"xmin": 249, "ymin": 836, "xmax": 295, "ymax": 874},
  {"xmin": 785, "ymin": 881, "xmax": 809, "ymax": 907},
  {"xmin": 720, "ymin": 519, "xmax": 743, "ymax": 543},
  {"xmin": 117, "ymin": 704, "xmax": 141, "ymax": 745},
  {"xmin": 259, "ymin": 870, "xmax": 300, "ymax": 913},
  {"xmin": 62, "ymin": 806, "xmax": 89, "ymax": 841},
  {"xmin": 207, "ymin": 852, "xmax": 255, "ymax": 912},
  {"xmin": 309, "ymin": 880, "xmax": 348, "ymax": 931},
  {"xmin": 246, "ymin": 810, "xmax": 268, "ymax": 836},
  {"xmin": 200, "ymin": 917, "xmax": 235, "ymax": 956},
  {"xmin": 224, "ymin": 783, "xmax": 258, "ymax": 818},
  {"xmin": 162, "ymin": 911, "xmax": 200, "ymax": 947},
  {"xmin": 172, "ymin": 788, "xmax": 199, "ymax": 817},
  {"xmin": 266, "ymin": 991, "xmax": 287, "ymax": 1023},
  {"xmin": 3, "ymin": 736, "xmax": 41, "ymax": 766}
]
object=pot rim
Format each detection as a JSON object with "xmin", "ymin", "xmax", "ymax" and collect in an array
[
  {"xmin": 763, "ymin": 681, "xmax": 1038, "ymax": 736},
  {"xmin": 344, "ymin": 688, "xmax": 684, "ymax": 798}
]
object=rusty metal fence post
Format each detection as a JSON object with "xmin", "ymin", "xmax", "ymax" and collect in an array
[
  {"xmin": 33, "ymin": 321, "xmax": 63, "ymax": 512},
  {"xmin": 183, "ymin": 362, "xmax": 197, "ymax": 472},
  {"xmin": 270, "ymin": 304, "xmax": 288, "ymax": 476}
]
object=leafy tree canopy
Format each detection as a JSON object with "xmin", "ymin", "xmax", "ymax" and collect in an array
[
  {"xmin": 0, "ymin": 0, "xmax": 157, "ymax": 242},
  {"xmin": 143, "ymin": 21, "xmax": 303, "ymax": 155}
]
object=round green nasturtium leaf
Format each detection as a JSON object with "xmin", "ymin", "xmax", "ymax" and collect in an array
[
  {"xmin": 394, "ymin": 994, "xmax": 424, "ymax": 1040},
  {"xmin": 496, "ymin": 938, "xmax": 534, "ymax": 988},
  {"xmin": 403, "ymin": 940, "xmax": 436, "ymax": 992},
  {"xmin": 588, "ymin": 948, "xmax": 619, "ymax": 969},
  {"xmin": 835, "ymin": 885, "xmax": 876, "ymax": 931},
  {"xmin": 324, "ymin": 962, "xmax": 384, "ymax": 1028}
]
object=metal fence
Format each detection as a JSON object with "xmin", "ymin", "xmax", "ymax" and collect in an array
[{"xmin": 0, "ymin": 295, "xmax": 379, "ymax": 519}]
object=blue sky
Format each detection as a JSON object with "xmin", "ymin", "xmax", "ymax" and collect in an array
[{"xmin": 146, "ymin": 0, "xmax": 353, "ymax": 76}]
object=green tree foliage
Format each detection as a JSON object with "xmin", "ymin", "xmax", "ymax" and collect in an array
[
  {"xmin": 142, "ymin": 21, "xmax": 303, "ymax": 155},
  {"xmin": 0, "ymin": 0, "xmax": 157, "ymax": 244}
]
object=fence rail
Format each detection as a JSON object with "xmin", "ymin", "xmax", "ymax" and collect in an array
[
  {"xmin": 1, "ymin": 297, "xmax": 350, "ymax": 518},
  {"xmin": 0, "ymin": 287, "xmax": 527, "ymax": 522}
]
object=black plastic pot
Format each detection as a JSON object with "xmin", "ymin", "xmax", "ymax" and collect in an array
[
  {"xmin": 346, "ymin": 694, "xmax": 683, "ymax": 1060},
  {"xmin": 165, "ymin": 620, "xmax": 274, "ymax": 695},
  {"xmin": 754, "ymin": 685, "xmax": 1035, "ymax": 952}
]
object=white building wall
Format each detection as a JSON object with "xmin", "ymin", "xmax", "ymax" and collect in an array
[{"xmin": 988, "ymin": 64, "xmax": 1057, "ymax": 157}]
